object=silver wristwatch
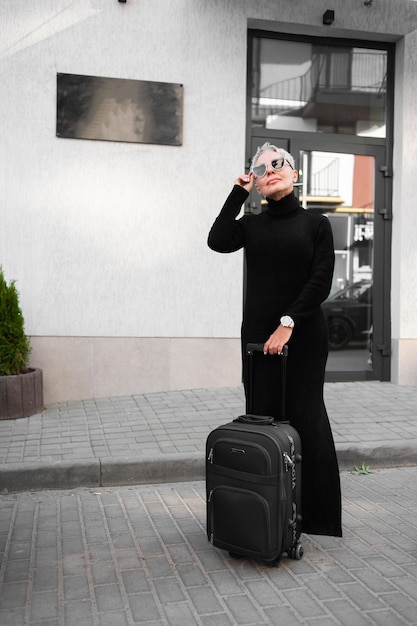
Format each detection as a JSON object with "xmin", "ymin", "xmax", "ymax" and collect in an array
[{"xmin": 280, "ymin": 315, "xmax": 295, "ymax": 328}]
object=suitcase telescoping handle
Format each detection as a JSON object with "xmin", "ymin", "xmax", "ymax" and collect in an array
[
  {"xmin": 246, "ymin": 343, "xmax": 288, "ymax": 357},
  {"xmin": 245, "ymin": 343, "xmax": 288, "ymax": 420}
]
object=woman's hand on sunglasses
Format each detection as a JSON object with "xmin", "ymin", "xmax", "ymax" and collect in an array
[{"xmin": 235, "ymin": 172, "xmax": 254, "ymax": 192}]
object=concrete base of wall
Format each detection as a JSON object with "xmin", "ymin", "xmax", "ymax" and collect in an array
[
  {"xmin": 391, "ymin": 338, "xmax": 417, "ymax": 387},
  {"xmin": 29, "ymin": 337, "xmax": 242, "ymax": 404},
  {"xmin": 29, "ymin": 335, "xmax": 417, "ymax": 405}
]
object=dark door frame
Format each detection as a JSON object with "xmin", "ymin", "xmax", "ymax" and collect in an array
[{"xmin": 246, "ymin": 30, "xmax": 394, "ymax": 382}]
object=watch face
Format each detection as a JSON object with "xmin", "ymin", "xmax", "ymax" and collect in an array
[{"xmin": 281, "ymin": 316, "xmax": 294, "ymax": 327}]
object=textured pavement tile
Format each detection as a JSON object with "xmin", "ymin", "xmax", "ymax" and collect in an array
[
  {"xmin": 90, "ymin": 561, "xmax": 118, "ymax": 585},
  {"xmin": 97, "ymin": 611, "xmax": 131, "ymax": 626},
  {"xmin": 163, "ymin": 600, "xmax": 199, "ymax": 624},
  {"xmin": 29, "ymin": 591, "xmax": 59, "ymax": 621},
  {"xmin": 32, "ymin": 567, "xmax": 58, "ymax": 592},
  {"xmin": 0, "ymin": 469, "xmax": 416, "ymax": 625},
  {"xmin": 1, "ymin": 383, "xmax": 416, "ymax": 475},
  {"xmin": 94, "ymin": 584, "xmax": 124, "ymax": 612},
  {"xmin": 322, "ymin": 598, "xmax": 372, "ymax": 626},
  {"xmin": 187, "ymin": 585, "xmax": 225, "ymax": 615},
  {"xmin": 176, "ymin": 563, "xmax": 208, "ymax": 588},
  {"xmin": 120, "ymin": 569, "xmax": 150, "ymax": 594},
  {"xmin": 0, "ymin": 581, "xmax": 28, "ymax": 609},
  {"xmin": 223, "ymin": 594, "xmax": 267, "ymax": 624},
  {"xmin": 0, "ymin": 607, "xmax": 26, "ymax": 625},
  {"xmin": 63, "ymin": 600, "xmax": 94, "ymax": 626},
  {"xmin": 339, "ymin": 581, "xmax": 384, "ymax": 611},
  {"xmin": 63, "ymin": 575, "xmax": 90, "ymax": 600},
  {"xmin": 3, "ymin": 559, "xmax": 30, "ymax": 583},
  {"xmin": 200, "ymin": 612, "xmax": 234, "ymax": 625},
  {"xmin": 127, "ymin": 592, "xmax": 161, "ymax": 622}
]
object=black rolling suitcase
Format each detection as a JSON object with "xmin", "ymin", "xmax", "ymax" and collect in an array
[{"xmin": 206, "ymin": 343, "xmax": 303, "ymax": 564}]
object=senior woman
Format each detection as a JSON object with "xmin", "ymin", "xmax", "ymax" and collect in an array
[{"xmin": 208, "ymin": 142, "xmax": 342, "ymax": 537}]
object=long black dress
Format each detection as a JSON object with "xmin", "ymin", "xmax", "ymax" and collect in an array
[{"xmin": 208, "ymin": 185, "xmax": 342, "ymax": 537}]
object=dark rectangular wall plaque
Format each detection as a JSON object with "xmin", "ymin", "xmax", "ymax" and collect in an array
[{"xmin": 57, "ymin": 73, "xmax": 183, "ymax": 146}]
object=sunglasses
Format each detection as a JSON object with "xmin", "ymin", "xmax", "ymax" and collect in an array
[{"xmin": 251, "ymin": 157, "xmax": 294, "ymax": 178}]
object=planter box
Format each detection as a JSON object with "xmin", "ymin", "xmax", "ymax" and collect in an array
[{"xmin": 0, "ymin": 368, "xmax": 44, "ymax": 419}]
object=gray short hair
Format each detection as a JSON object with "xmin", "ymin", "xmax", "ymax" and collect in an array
[{"xmin": 250, "ymin": 142, "xmax": 295, "ymax": 171}]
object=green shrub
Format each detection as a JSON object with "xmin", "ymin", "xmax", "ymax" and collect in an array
[{"xmin": 0, "ymin": 267, "xmax": 31, "ymax": 376}]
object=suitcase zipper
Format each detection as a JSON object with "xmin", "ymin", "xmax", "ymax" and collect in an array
[
  {"xmin": 207, "ymin": 490, "xmax": 214, "ymax": 544},
  {"xmin": 286, "ymin": 434, "xmax": 297, "ymax": 490},
  {"xmin": 283, "ymin": 452, "xmax": 293, "ymax": 470},
  {"xmin": 208, "ymin": 438, "xmax": 273, "ymax": 474}
]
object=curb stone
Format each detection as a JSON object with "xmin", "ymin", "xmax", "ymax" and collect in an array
[{"xmin": 1, "ymin": 446, "xmax": 416, "ymax": 493}]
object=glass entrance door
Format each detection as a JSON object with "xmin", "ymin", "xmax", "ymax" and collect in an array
[
  {"xmin": 247, "ymin": 32, "xmax": 394, "ymax": 381},
  {"xmin": 249, "ymin": 135, "xmax": 390, "ymax": 381},
  {"xmin": 296, "ymin": 147, "xmax": 375, "ymax": 376}
]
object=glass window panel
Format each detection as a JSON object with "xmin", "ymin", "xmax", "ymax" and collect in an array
[
  {"xmin": 296, "ymin": 150, "xmax": 374, "ymax": 370},
  {"xmin": 251, "ymin": 38, "xmax": 387, "ymax": 137}
]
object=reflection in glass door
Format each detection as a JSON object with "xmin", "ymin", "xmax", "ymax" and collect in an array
[
  {"xmin": 248, "ymin": 136, "xmax": 389, "ymax": 381},
  {"xmin": 297, "ymin": 150, "xmax": 374, "ymax": 374},
  {"xmin": 250, "ymin": 35, "xmax": 388, "ymax": 138}
]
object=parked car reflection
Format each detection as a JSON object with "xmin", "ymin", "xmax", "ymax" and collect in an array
[{"xmin": 322, "ymin": 280, "xmax": 372, "ymax": 350}]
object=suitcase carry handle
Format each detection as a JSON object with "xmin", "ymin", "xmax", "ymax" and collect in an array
[
  {"xmin": 245, "ymin": 343, "xmax": 288, "ymax": 420},
  {"xmin": 234, "ymin": 414, "xmax": 275, "ymax": 425}
]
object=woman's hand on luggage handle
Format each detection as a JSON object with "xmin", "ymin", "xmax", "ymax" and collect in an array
[{"xmin": 263, "ymin": 325, "xmax": 293, "ymax": 355}]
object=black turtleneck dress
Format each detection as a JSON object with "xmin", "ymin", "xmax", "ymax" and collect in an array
[{"xmin": 208, "ymin": 185, "xmax": 342, "ymax": 537}]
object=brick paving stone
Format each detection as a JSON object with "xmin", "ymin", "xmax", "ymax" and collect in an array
[
  {"xmin": 33, "ymin": 567, "xmax": 58, "ymax": 592},
  {"xmin": 1, "ymin": 379, "xmax": 417, "ymax": 625},
  {"xmin": 1, "ymin": 383, "xmax": 417, "ymax": 485},
  {"xmin": 1, "ymin": 467, "xmax": 416, "ymax": 625}
]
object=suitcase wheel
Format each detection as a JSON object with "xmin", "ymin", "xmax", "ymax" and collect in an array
[
  {"xmin": 287, "ymin": 543, "xmax": 304, "ymax": 560},
  {"xmin": 228, "ymin": 552, "xmax": 244, "ymax": 560}
]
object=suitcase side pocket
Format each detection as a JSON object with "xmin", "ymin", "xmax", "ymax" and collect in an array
[{"xmin": 208, "ymin": 486, "xmax": 274, "ymax": 555}]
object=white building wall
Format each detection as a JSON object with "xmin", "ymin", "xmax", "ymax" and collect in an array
[
  {"xmin": 1, "ymin": 0, "xmax": 417, "ymax": 402},
  {"xmin": 391, "ymin": 27, "xmax": 417, "ymax": 386}
]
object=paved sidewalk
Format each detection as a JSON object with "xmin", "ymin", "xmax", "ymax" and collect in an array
[
  {"xmin": 0, "ymin": 381, "xmax": 417, "ymax": 492},
  {"xmin": 0, "ymin": 468, "xmax": 417, "ymax": 625}
]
